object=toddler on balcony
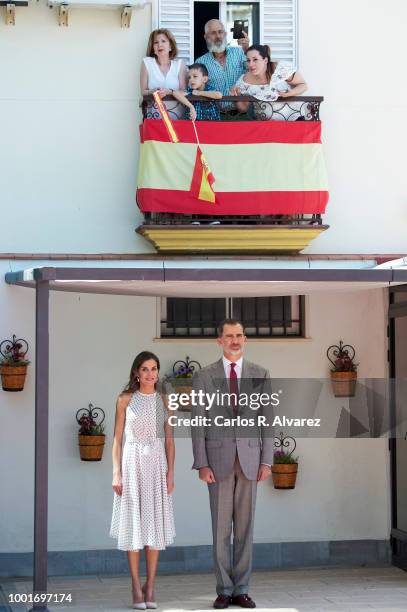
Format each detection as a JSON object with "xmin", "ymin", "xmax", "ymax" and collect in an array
[{"xmin": 173, "ymin": 63, "xmax": 222, "ymax": 121}]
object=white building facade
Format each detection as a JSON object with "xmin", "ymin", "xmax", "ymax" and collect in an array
[{"xmin": 1, "ymin": 0, "xmax": 407, "ymax": 580}]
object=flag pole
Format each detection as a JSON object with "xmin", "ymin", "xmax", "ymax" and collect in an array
[{"xmin": 192, "ymin": 120, "xmax": 201, "ymax": 147}]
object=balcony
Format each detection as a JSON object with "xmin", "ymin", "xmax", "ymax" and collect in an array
[{"xmin": 136, "ymin": 95, "xmax": 329, "ymax": 255}]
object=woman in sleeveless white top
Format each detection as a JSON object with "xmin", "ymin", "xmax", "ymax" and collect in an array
[
  {"xmin": 231, "ymin": 44, "xmax": 308, "ymax": 121},
  {"xmin": 140, "ymin": 29, "xmax": 187, "ymax": 120},
  {"xmin": 110, "ymin": 351, "xmax": 175, "ymax": 609},
  {"xmin": 143, "ymin": 56, "xmax": 183, "ymax": 91}
]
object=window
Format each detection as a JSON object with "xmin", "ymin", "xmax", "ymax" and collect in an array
[
  {"xmin": 225, "ymin": 3, "xmax": 260, "ymax": 50},
  {"xmin": 193, "ymin": 1, "xmax": 260, "ymax": 58},
  {"xmin": 157, "ymin": 0, "xmax": 298, "ymax": 66},
  {"xmin": 160, "ymin": 296, "xmax": 304, "ymax": 338}
]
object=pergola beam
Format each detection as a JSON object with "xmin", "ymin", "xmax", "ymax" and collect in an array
[{"xmin": 5, "ymin": 266, "xmax": 405, "ymax": 286}]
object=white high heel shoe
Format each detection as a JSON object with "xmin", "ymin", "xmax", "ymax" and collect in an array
[
  {"xmin": 132, "ymin": 587, "xmax": 147, "ymax": 610},
  {"xmin": 142, "ymin": 585, "xmax": 158, "ymax": 609}
]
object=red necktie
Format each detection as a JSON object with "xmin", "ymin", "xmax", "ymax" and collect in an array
[{"xmin": 229, "ymin": 362, "xmax": 239, "ymax": 416}]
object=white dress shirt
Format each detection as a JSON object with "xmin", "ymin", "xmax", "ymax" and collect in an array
[
  {"xmin": 222, "ymin": 355, "xmax": 271, "ymax": 468},
  {"xmin": 222, "ymin": 355, "xmax": 243, "ymax": 384}
]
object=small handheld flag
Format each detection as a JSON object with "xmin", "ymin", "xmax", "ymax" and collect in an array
[
  {"xmin": 190, "ymin": 145, "xmax": 216, "ymax": 203},
  {"xmin": 152, "ymin": 91, "xmax": 179, "ymax": 143},
  {"xmin": 190, "ymin": 121, "xmax": 216, "ymax": 203}
]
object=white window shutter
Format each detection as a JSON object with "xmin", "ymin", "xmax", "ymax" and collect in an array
[
  {"xmin": 262, "ymin": 0, "xmax": 298, "ymax": 67},
  {"xmin": 158, "ymin": 0, "xmax": 192, "ymax": 63}
]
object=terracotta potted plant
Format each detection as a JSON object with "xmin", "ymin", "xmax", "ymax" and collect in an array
[
  {"xmin": 0, "ymin": 335, "xmax": 30, "ymax": 392},
  {"xmin": 164, "ymin": 356, "xmax": 201, "ymax": 411},
  {"xmin": 327, "ymin": 340, "xmax": 358, "ymax": 397},
  {"xmin": 76, "ymin": 403, "xmax": 106, "ymax": 461},
  {"xmin": 271, "ymin": 433, "xmax": 298, "ymax": 490}
]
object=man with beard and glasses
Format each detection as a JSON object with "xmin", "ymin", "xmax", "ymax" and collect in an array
[
  {"xmin": 195, "ymin": 19, "xmax": 249, "ymax": 101},
  {"xmin": 191, "ymin": 319, "xmax": 273, "ymax": 609}
]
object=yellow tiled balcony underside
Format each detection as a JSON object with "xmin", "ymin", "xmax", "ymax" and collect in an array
[{"xmin": 137, "ymin": 225, "xmax": 329, "ymax": 254}]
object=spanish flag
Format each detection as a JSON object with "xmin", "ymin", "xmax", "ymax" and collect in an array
[
  {"xmin": 152, "ymin": 91, "xmax": 179, "ymax": 143},
  {"xmin": 190, "ymin": 145, "xmax": 216, "ymax": 203},
  {"xmin": 137, "ymin": 119, "xmax": 329, "ymax": 216}
]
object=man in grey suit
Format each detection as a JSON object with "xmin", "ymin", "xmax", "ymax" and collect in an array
[{"xmin": 191, "ymin": 319, "xmax": 274, "ymax": 609}]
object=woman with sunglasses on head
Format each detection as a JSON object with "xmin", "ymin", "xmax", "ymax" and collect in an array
[{"xmin": 109, "ymin": 351, "xmax": 175, "ymax": 609}]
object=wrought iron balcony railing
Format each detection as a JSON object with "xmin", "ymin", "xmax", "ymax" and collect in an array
[
  {"xmin": 141, "ymin": 94, "xmax": 324, "ymax": 122},
  {"xmin": 141, "ymin": 213, "xmax": 322, "ymax": 226}
]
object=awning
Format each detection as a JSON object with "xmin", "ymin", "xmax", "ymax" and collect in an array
[
  {"xmin": 375, "ymin": 256, "xmax": 407, "ymax": 270},
  {"xmin": 6, "ymin": 261, "xmax": 407, "ymax": 297}
]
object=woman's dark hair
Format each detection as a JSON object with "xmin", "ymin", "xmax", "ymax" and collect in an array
[
  {"xmin": 123, "ymin": 351, "xmax": 160, "ymax": 393},
  {"xmin": 246, "ymin": 44, "xmax": 277, "ymax": 82}
]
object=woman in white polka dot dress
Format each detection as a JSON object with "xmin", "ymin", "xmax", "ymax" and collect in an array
[{"xmin": 110, "ymin": 351, "xmax": 175, "ymax": 609}]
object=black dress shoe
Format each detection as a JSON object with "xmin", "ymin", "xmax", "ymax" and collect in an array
[
  {"xmin": 214, "ymin": 594, "xmax": 231, "ymax": 609},
  {"xmin": 231, "ymin": 594, "xmax": 256, "ymax": 608}
]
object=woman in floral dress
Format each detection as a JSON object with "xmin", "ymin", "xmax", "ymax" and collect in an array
[{"xmin": 231, "ymin": 44, "xmax": 308, "ymax": 120}]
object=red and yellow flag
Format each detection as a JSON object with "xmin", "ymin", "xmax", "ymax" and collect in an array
[
  {"xmin": 137, "ymin": 119, "xmax": 329, "ymax": 215},
  {"xmin": 152, "ymin": 91, "xmax": 179, "ymax": 143},
  {"xmin": 151, "ymin": 94, "xmax": 216, "ymax": 203},
  {"xmin": 190, "ymin": 145, "xmax": 216, "ymax": 203}
]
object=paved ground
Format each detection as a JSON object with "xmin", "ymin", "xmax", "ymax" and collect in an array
[{"xmin": 1, "ymin": 566, "xmax": 407, "ymax": 612}]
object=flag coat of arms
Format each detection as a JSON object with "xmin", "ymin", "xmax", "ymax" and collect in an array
[{"xmin": 190, "ymin": 145, "xmax": 216, "ymax": 203}]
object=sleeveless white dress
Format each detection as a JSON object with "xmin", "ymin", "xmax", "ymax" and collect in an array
[
  {"xmin": 109, "ymin": 391, "xmax": 175, "ymax": 551},
  {"xmin": 143, "ymin": 56, "xmax": 185, "ymax": 120}
]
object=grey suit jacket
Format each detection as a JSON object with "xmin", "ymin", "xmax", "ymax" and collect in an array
[{"xmin": 191, "ymin": 358, "xmax": 274, "ymax": 481}]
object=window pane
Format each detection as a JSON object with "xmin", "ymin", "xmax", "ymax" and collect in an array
[
  {"xmin": 162, "ymin": 297, "xmax": 226, "ymax": 337},
  {"xmin": 270, "ymin": 297, "xmax": 283, "ymax": 324},
  {"xmin": 226, "ymin": 3, "xmax": 260, "ymax": 47},
  {"xmin": 256, "ymin": 297, "xmax": 271, "ymax": 323},
  {"xmin": 173, "ymin": 298, "xmax": 187, "ymax": 324},
  {"xmin": 231, "ymin": 296, "xmax": 302, "ymax": 337}
]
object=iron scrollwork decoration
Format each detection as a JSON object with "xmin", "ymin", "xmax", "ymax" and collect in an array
[
  {"xmin": 0, "ymin": 334, "xmax": 29, "ymax": 362},
  {"xmin": 251, "ymin": 99, "xmax": 316, "ymax": 122},
  {"xmin": 142, "ymin": 97, "xmax": 186, "ymax": 121},
  {"xmin": 274, "ymin": 431, "xmax": 297, "ymax": 457},
  {"xmin": 172, "ymin": 355, "xmax": 202, "ymax": 377},
  {"xmin": 76, "ymin": 403, "xmax": 106, "ymax": 427},
  {"xmin": 141, "ymin": 94, "xmax": 322, "ymax": 122},
  {"xmin": 326, "ymin": 340, "xmax": 356, "ymax": 370}
]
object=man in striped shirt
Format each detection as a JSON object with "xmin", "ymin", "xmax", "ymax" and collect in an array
[{"xmin": 195, "ymin": 19, "xmax": 249, "ymax": 98}]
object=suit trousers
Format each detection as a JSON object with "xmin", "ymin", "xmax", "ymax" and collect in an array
[{"xmin": 208, "ymin": 453, "xmax": 257, "ymax": 596}]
